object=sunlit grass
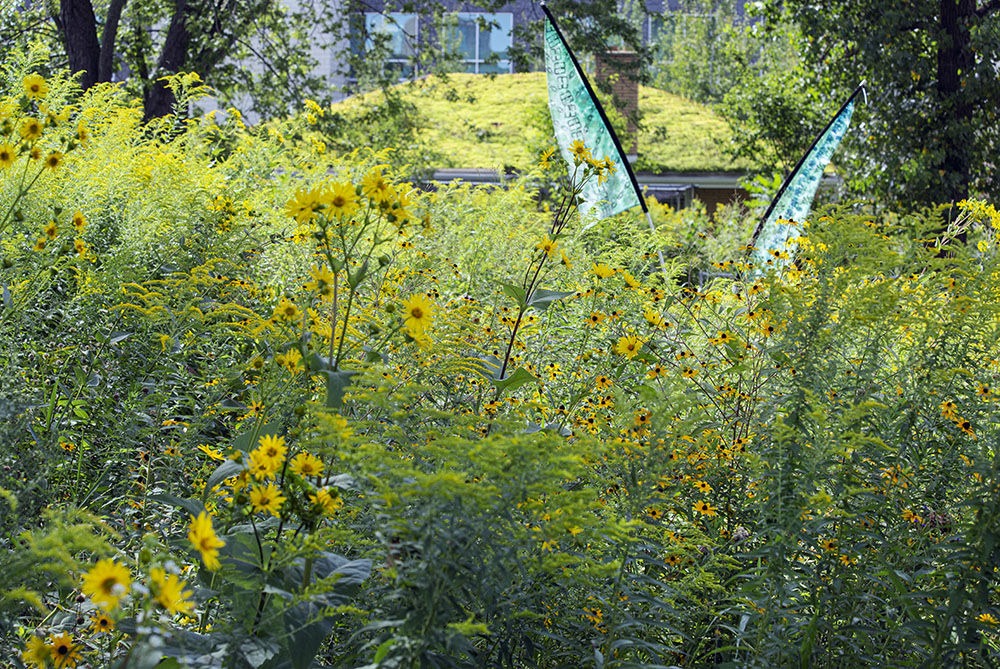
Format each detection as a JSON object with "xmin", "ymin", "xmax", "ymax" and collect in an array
[{"xmin": 338, "ymin": 72, "xmax": 745, "ymax": 173}]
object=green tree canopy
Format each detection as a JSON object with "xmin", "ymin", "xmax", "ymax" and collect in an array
[
  {"xmin": 0, "ymin": 0, "xmax": 652, "ymax": 122},
  {"xmin": 756, "ymin": 0, "xmax": 1000, "ymax": 207}
]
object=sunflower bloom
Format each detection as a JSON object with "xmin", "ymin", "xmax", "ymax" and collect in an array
[
  {"xmin": 0, "ymin": 143, "xmax": 15, "ymax": 169},
  {"xmin": 81, "ymin": 559, "xmax": 131, "ymax": 610},
  {"xmin": 255, "ymin": 434, "xmax": 287, "ymax": 465},
  {"xmin": 273, "ymin": 297, "xmax": 301, "ymax": 322},
  {"xmin": 538, "ymin": 146, "xmax": 556, "ymax": 169},
  {"xmin": 21, "ymin": 636, "xmax": 50, "ymax": 668},
  {"xmin": 311, "ymin": 488, "xmax": 344, "ymax": 515},
  {"xmin": 290, "ymin": 451, "xmax": 324, "ymax": 477},
  {"xmin": 615, "ymin": 335, "xmax": 644, "ymax": 360},
  {"xmin": 284, "ymin": 186, "xmax": 323, "ymax": 223},
  {"xmin": 361, "ymin": 168, "xmax": 394, "ymax": 204},
  {"xmin": 568, "ymin": 139, "xmax": 590, "ymax": 164},
  {"xmin": 44, "ymin": 151, "xmax": 63, "ymax": 171},
  {"xmin": 536, "ymin": 235, "xmax": 559, "ymax": 258},
  {"xmin": 250, "ymin": 482, "xmax": 286, "ymax": 517},
  {"xmin": 150, "ymin": 567, "xmax": 195, "ymax": 616},
  {"xmin": 322, "ymin": 181, "xmax": 359, "ymax": 218},
  {"xmin": 248, "ymin": 448, "xmax": 280, "ymax": 479},
  {"xmin": 187, "ymin": 511, "xmax": 225, "ymax": 571},
  {"xmin": 402, "ymin": 293, "xmax": 433, "ymax": 337},
  {"xmin": 23, "ymin": 73, "xmax": 48, "ymax": 99},
  {"xmin": 20, "ymin": 117, "xmax": 43, "ymax": 141}
]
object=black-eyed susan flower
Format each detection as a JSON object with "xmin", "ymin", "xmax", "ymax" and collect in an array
[
  {"xmin": 693, "ymin": 500, "xmax": 717, "ymax": 517},
  {"xmin": 90, "ymin": 613, "xmax": 115, "ymax": 633},
  {"xmin": 81, "ymin": 558, "xmax": 131, "ymax": 610},
  {"xmin": 48, "ymin": 634, "xmax": 80, "ymax": 668},
  {"xmin": 585, "ymin": 311, "xmax": 607, "ymax": 328}
]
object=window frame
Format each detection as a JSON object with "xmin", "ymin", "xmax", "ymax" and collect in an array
[{"xmin": 447, "ymin": 12, "xmax": 513, "ymax": 74}]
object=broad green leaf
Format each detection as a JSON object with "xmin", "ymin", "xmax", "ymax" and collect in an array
[
  {"xmin": 149, "ymin": 493, "xmax": 205, "ymax": 517},
  {"xmin": 527, "ymin": 288, "xmax": 574, "ymax": 312},
  {"xmin": 321, "ymin": 369, "xmax": 356, "ymax": 410},
  {"xmin": 491, "ymin": 367, "xmax": 539, "ymax": 393},
  {"xmin": 499, "ymin": 281, "xmax": 527, "ymax": 311},
  {"xmin": 204, "ymin": 459, "xmax": 244, "ymax": 497},
  {"xmin": 233, "ymin": 421, "xmax": 281, "ymax": 452}
]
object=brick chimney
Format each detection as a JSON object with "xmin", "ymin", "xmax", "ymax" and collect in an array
[{"xmin": 594, "ymin": 49, "xmax": 639, "ymax": 163}]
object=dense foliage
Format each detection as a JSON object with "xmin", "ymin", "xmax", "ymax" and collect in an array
[{"xmin": 3, "ymin": 60, "xmax": 1000, "ymax": 668}]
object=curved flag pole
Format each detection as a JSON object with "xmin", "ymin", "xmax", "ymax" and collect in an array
[
  {"xmin": 748, "ymin": 81, "xmax": 867, "ymax": 271},
  {"xmin": 540, "ymin": 2, "xmax": 669, "ymax": 279}
]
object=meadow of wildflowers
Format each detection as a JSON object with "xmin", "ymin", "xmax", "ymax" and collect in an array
[{"xmin": 2, "ymin": 58, "xmax": 1000, "ymax": 668}]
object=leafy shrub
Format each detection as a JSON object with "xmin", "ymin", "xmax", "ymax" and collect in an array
[{"xmin": 3, "ymin": 54, "xmax": 1000, "ymax": 669}]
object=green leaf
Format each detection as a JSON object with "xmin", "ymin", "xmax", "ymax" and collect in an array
[
  {"xmin": 491, "ymin": 367, "xmax": 538, "ymax": 393},
  {"xmin": 307, "ymin": 354, "xmax": 356, "ymax": 409},
  {"xmin": 373, "ymin": 638, "xmax": 395, "ymax": 662},
  {"xmin": 527, "ymin": 288, "xmax": 574, "ymax": 312},
  {"xmin": 320, "ymin": 369, "xmax": 356, "ymax": 410},
  {"xmin": 204, "ymin": 459, "xmax": 244, "ymax": 497},
  {"xmin": 108, "ymin": 331, "xmax": 131, "ymax": 345},
  {"xmin": 499, "ymin": 281, "xmax": 527, "ymax": 311},
  {"xmin": 281, "ymin": 554, "xmax": 371, "ymax": 669},
  {"xmin": 149, "ymin": 493, "xmax": 205, "ymax": 517},
  {"xmin": 233, "ymin": 421, "xmax": 281, "ymax": 452},
  {"xmin": 348, "ymin": 260, "xmax": 369, "ymax": 289}
]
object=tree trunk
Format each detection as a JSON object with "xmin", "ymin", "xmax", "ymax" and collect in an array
[
  {"xmin": 98, "ymin": 0, "xmax": 128, "ymax": 83},
  {"xmin": 935, "ymin": 0, "xmax": 975, "ymax": 205},
  {"xmin": 143, "ymin": 0, "xmax": 191, "ymax": 120},
  {"xmin": 59, "ymin": 0, "xmax": 101, "ymax": 89}
]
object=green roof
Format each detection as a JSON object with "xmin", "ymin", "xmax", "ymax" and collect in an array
[{"xmin": 340, "ymin": 72, "xmax": 745, "ymax": 174}]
